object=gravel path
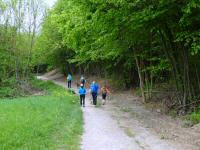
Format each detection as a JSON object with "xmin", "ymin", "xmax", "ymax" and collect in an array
[
  {"xmin": 49, "ymin": 78, "xmax": 141, "ymax": 150},
  {"xmin": 80, "ymin": 97, "xmax": 140, "ymax": 150},
  {"xmin": 38, "ymin": 75, "xmax": 199, "ymax": 150},
  {"xmin": 51, "ymin": 79, "xmax": 176, "ymax": 150}
]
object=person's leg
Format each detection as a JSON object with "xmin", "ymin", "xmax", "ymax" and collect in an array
[
  {"xmin": 83, "ymin": 95, "xmax": 85, "ymax": 107},
  {"xmin": 80, "ymin": 95, "xmax": 83, "ymax": 106},
  {"xmin": 102, "ymin": 93, "xmax": 106, "ymax": 105},
  {"xmin": 92, "ymin": 92, "xmax": 96, "ymax": 105},
  {"xmin": 94, "ymin": 93, "xmax": 97, "ymax": 105},
  {"xmin": 92, "ymin": 92, "xmax": 95, "ymax": 104},
  {"xmin": 69, "ymin": 80, "xmax": 72, "ymax": 88},
  {"xmin": 102, "ymin": 93, "xmax": 106, "ymax": 100}
]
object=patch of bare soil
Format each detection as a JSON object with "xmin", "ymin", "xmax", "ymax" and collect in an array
[
  {"xmin": 42, "ymin": 69, "xmax": 64, "ymax": 80},
  {"xmin": 105, "ymin": 91, "xmax": 200, "ymax": 150},
  {"xmin": 19, "ymin": 81, "xmax": 45, "ymax": 96}
]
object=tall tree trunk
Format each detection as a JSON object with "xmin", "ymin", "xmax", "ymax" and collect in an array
[
  {"xmin": 135, "ymin": 56, "xmax": 146, "ymax": 103},
  {"xmin": 195, "ymin": 64, "xmax": 200, "ymax": 92}
]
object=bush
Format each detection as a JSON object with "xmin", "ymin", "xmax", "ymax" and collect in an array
[
  {"xmin": 189, "ymin": 108, "xmax": 200, "ymax": 123},
  {"xmin": 0, "ymin": 87, "xmax": 17, "ymax": 97},
  {"xmin": 0, "ymin": 77, "xmax": 22, "ymax": 98}
]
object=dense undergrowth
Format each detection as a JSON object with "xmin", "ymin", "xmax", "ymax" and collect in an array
[
  {"xmin": 0, "ymin": 77, "xmax": 22, "ymax": 98},
  {"xmin": 0, "ymin": 78, "xmax": 83, "ymax": 150}
]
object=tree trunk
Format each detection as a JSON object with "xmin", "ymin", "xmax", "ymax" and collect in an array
[{"xmin": 135, "ymin": 56, "xmax": 146, "ymax": 103}]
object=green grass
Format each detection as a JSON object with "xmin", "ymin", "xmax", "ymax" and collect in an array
[
  {"xmin": 123, "ymin": 128, "xmax": 135, "ymax": 137},
  {"xmin": 188, "ymin": 108, "xmax": 200, "ymax": 124},
  {"xmin": 120, "ymin": 107, "xmax": 132, "ymax": 113},
  {"xmin": 0, "ymin": 79, "xmax": 83, "ymax": 150}
]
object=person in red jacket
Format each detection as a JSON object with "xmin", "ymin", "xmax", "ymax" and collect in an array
[{"xmin": 101, "ymin": 85, "xmax": 110, "ymax": 105}]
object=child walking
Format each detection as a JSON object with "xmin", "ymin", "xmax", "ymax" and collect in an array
[
  {"xmin": 80, "ymin": 75, "xmax": 86, "ymax": 87},
  {"xmin": 79, "ymin": 84, "xmax": 86, "ymax": 107},
  {"xmin": 101, "ymin": 85, "xmax": 110, "ymax": 105}
]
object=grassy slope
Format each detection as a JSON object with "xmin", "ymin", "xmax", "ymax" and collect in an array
[{"xmin": 0, "ymin": 79, "xmax": 83, "ymax": 150}]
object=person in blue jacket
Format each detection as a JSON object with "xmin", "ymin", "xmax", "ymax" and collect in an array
[
  {"xmin": 79, "ymin": 84, "xmax": 86, "ymax": 107},
  {"xmin": 90, "ymin": 81, "xmax": 99, "ymax": 105},
  {"xmin": 67, "ymin": 74, "xmax": 72, "ymax": 88},
  {"xmin": 80, "ymin": 75, "xmax": 86, "ymax": 87}
]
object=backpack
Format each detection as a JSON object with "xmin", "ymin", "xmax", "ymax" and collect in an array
[
  {"xmin": 91, "ymin": 83, "xmax": 98, "ymax": 92},
  {"xmin": 67, "ymin": 75, "xmax": 72, "ymax": 81}
]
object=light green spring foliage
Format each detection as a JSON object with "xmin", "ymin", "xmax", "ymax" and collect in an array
[
  {"xmin": 35, "ymin": 0, "xmax": 200, "ymax": 106},
  {"xmin": 0, "ymin": 79, "xmax": 83, "ymax": 150},
  {"xmin": 35, "ymin": 0, "xmax": 199, "ymax": 66},
  {"xmin": 0, "ymin": 0, "xmax": 46, "ymax": 82}
]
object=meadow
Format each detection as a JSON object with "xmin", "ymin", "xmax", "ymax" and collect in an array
[{"xmin": 0, "ymin": 79, "xmax": 83, "ymax": 150}]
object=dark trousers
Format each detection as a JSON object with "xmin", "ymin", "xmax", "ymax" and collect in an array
[
  {"xmin": 80, "ymin": 95, "xmax": 85, "ymax": 106},
  {"xmin": 68, "ymin": 80, "xmax": 71, "ymax": 88},
  {"xmin": 92, "ymin": 92, "xmax": 97, "ymax": 105},
  {"xmin": 102, "ymin": 93, "xmax": 107, "ymax": 100}
]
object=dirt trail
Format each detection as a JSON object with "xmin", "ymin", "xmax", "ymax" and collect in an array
[
  {"xmin": 106, "ymin": 92, "xmax": 200, "ymax": 150},
  {"xmin": 38, "ymin": 74, "xmax": 200, "ymax": 150}
]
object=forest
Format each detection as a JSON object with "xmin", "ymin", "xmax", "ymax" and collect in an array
[
  {"xmin": 0, "ymin": 0, "xmax": 200, "ymax": 149},
  {"xmin": 1, "ymin": 0, "xmax": 200, "ymax": 113}
]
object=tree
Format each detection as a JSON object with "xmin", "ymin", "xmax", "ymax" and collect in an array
[{"xmin": 35, "ymin": 0, "xmax": 200, "ymax": 111}]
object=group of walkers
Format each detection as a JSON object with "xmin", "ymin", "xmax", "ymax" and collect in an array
[{"xmin": 66, "ymin": 74, "xmax": 110, "ymax": 107}]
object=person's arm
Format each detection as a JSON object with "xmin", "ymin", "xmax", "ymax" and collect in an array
[
  {"xmin": 84, "ymin": 89, "xmax": 87, "ymax": 95},
  {"xmin": 78, "ymin": 89, "xmax": 80, "ymax": 94}
]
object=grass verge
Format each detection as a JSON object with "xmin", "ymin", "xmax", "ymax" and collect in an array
[
  {"xmin": 188, "ymin": 108, "xmax": 200, "ymax": 124},
  {"xmin": 0, "ymin": 78, "xmax": 83, "ymax": 150}
]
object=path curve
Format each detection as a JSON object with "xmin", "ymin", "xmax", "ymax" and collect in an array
[
  {"xmin": 48, "ymin": 77, "xmax": 141, "ymax": 150},
  {"xmin": 38, "ymin": 76, "xmax": 186, "ymax": 150}
]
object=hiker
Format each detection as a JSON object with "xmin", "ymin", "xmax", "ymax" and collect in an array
[
  {"xmin": 90, "ymin": 81, "xmax": 99, "ymax": 105},
  {"xmin": 80, "ymin": 75, "xmax": 86, "ymax": 87},
  {"xmin": 79, "ymin": 84, "xmax": 86, "ymax": 107},
  {"xmin": 101, "ymin": 85, "xmax": 110, "ymax": 105},
  {"xmin": 67, "ymin": 74, "xmax": 72, "ymax": 88}
]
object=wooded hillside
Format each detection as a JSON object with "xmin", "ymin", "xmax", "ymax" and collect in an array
[
  {"xmin": 34, "ymin": 0, "xmax": 200, "ymax": 112},
  {"xmin": 1, "ymin": 0, "xmax": 200, "ymax": 112}
]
